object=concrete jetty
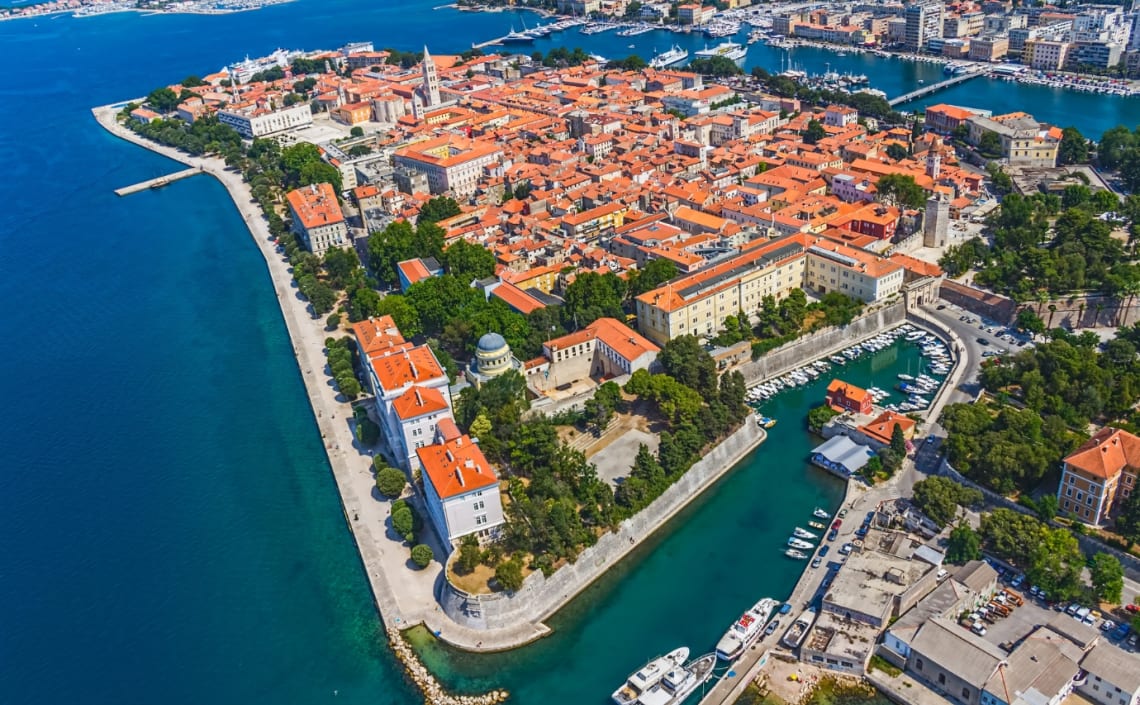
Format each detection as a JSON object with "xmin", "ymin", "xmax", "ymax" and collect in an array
[
  {"xmin": 113, "ymin": 166, "xmax": 203, "ymax": 196},
  {"xmin": 889, "ymin": 71, "xmax": 983, "ymax": 106}
]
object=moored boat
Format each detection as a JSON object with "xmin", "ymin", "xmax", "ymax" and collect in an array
[
  {"xmin": 812, "ymin": 507, "xmax": 830, "ymax": 519},
  {"xmin": 612, "ymin": 648, "xmax": 690, "ymax": 705},
  {"xmin": 787, "ymin": 537, "xmax": 814, "ymax": 550},
  {"xmin": 808, "ymin": 520, "xmax": 826, "ymax": 530},
  {"xmin": 792, "ymin": 527, "xmax": 817, "ymax": 540},
  {"xmin": 715, "ymin": 597, "xmax": 780, "ymax": 661},
  {"xmin": 781, "ymin": 607, "xmax": 817, "ymax": 649},
  {"xmin": 639, "ymin": 653, "xmax": 717, "ymax": 705},
  {"xmin": 785, "ymin": 548, "xmax": 808, "ymax": 559}
]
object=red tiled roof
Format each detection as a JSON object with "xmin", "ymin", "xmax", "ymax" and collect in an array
[{"xmin": 418, "ymin": 434, "xmax": 498, "ymax": 500}]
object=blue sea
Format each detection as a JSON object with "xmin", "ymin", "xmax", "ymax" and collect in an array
[{"xmin": 0, "ymin": 2, "xmax": 1134, "ymax": 704}]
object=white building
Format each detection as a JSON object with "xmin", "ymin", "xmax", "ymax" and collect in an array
[
  {"xmin": 392, "ymin": 134, "xmax": 503, "ymax": 196},
  {"xmin": 217, "ymin": 102, "xmax": 313, "ymax": 138},
  {"xmin": 367, "ymin": 344, "xmax": 453, "ymax": 470},
  {"xmin": 418, "ymin": 424, "xmax": 505, "ymax": 549},
  {"xmin": 285, "ymin": 183, "xmax": 348, "ymax": 256}
]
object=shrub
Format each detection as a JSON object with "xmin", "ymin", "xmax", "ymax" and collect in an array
[
  {"xmin": 375, "ymin": 466, "xmax": 407, "ymax": 498},
  {"xmin": 411, "ymin": 544, "xmax": 434, "ymax": 569},
  {"xmin": 392, "ymin": 506, "xmax": 414, "ymax": 540},
  {"xmin": 495, "ymin": 558, "xmax": 524, "ymax": 592},
  {"xmin": 455, "ymin": 535, "xmax": 482, "ymax": 575}
]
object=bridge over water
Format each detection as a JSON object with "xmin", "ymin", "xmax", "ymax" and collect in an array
[{"xmin": 888, "ymin": 71, "xmax": 984, "ymax": 107}]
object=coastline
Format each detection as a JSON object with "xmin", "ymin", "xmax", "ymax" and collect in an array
[{"xmin": 90, "ymin": 103, "xmax": 768, "ymax": 655}]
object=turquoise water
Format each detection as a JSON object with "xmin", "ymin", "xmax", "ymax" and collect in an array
[
  {"xmin": 0, "ymin": 0, "xmax": 1114, "ymax": 702},
  {"xmin": 409, "ymin": 337, "xmax": 931, "ymax": 703}
]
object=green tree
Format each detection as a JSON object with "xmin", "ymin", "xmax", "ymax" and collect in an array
[
  {"xmin": 658, "ymin": 335, "xmax": 719, "ymax": 397},
  {"xmin": 350, "ymin": 126, "xmax": 364, "ymax": 138},
  {"xmin": 181, "ymin": 75, "xmax": 206, "ymax": 87},
  {"xmin": 468, "ymin": 412, "xmax": 492, "ymax": 440},
  {"xmin": 1016, "ymin": 308, "xmax": 1046, "ymax": 339},
  {"xmin": 455, "ymin": 535, "xmax": 483, "ymax": 574},
  {"xmin": 562, "ymin": 271, "xmax": 626, "ymax": 328},
  {"xmin": 877, "ymin": 173, "xmax": 927, "ymax": 209},
  {"xmin": 979, "ymin": 508, "xmax": 1047, "ymax": 563},
  {"xmin": 1027, "ymin": 527, "xmax": 1084, "ymax": 601},
  {"xmin": 495, "ymin": 557, "xmax": 524, "ymax": 592},
  {"xmin": 1090, "ymin": 552, "xmax": 1124, "ymax": 603},
  {"xmin": 628, "ymin": 258, "xmax": 678, "ymax": 298},
  {"xmin": 322, "ymin": 247, "xmax": 360, "ymax": 290},
  {"xmin": 419, "ymin": 196, "xmax": 462, "ymax": 223},
  {"xmin": 802, "ymin": 119, "xmax": 826, "ymax": 145},
  {"xmin": 410, "ymin": 544, "xmax": 434, "ymax": 568},
  {"xmin": 890, "ymin": 423, "xmax": 907, "ymax": 457},
  {"xmin": 947, "ymin": 523, "xmax": 982, "ymax": 564},
  {"xmin": 608, "ymin": 54, "xmax": 648, "ymax": 71},
  {"xmin": 912, "ymin": 476, "xmax": 984, "ymax": 527},
  {"xmin": 375, "ymin": 466, "xmax": 407, "ymax": 498},
  {"xmin": 444, "ymin": 239, "xmax": 497, "ymax": 280},
  {"xmin": 1097, "ymin": 125, "xmax": 1136, "ymax": 170},
  {"xmin": 1115, "ymin": 490, "xmax": 1140, "ymax": 545},
  {"xmin": 146, "ymin": 86, "xmax": 181, "ymax": 112},
  {"xmin": 978, "ymin": 130, "xmax": 1003, "ymax": 159},
  {"xmin": 807, "ymin": 404, "xmax": 840, "ymax": 433},
  {"xmin": 326, "ymin": 312, "xmax": 342, "ymax": 330},
  {"xmin": 1058, "ymin": 127, "xmax": 1090, "ymax": 165},
  {"xmin": 392, "ymin": 505, "xmax": 415, "ymax": 540},
  {"xmin": 885, "ymin": 143, "xmax": 909, "ymax": 162},
  {"xmin": 372, "ymin": 294, "xmax": 422, "ymax": 338},
  {"xmin": 685, "ymin": 55, "xmax": 742, "ymax": 77}
]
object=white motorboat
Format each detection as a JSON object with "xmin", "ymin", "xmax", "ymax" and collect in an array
[
  {"xmin": 781, "ymin": 607, "xmax": 817, "ymax": 649},
  {"xmin": 787, "ymin": 537, "xmax": 814, "ymax": 550},
  {"xmin": 812, "ymin": 507, "xmax": 830, "ymax": 519},
  {"xmin": 792, "ymin": 527, "xmax": 818, "ymax": 540},
  {"xmin": 785, "ymin": 548, "xmax": 808, "ymax": 559},
  {"xmin": 715, "ymin": 598, "xmax": 780, "ymax": 661},
  {"xmin": 637, "ymin": 653, "xmax": 717, "ymax": 705},
  {"xmin": 612, "ymin": 648, "xmax": 690, "ymax": 705},
  {"xmin": 898, "ymin": 374, "xmax": 915, "ymax": 381}
]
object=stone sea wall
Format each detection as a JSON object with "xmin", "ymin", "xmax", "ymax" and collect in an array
[
  {"xmin": 736, "ymin": 302, "xmax": 908, "ymax": 387},
  {"xmin": 439, "ymin": 420, "xmax": 766, "ymax": 631}
]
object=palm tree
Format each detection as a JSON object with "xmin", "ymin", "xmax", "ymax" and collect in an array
[
  {"xmin": 1078, "ymin": 302, "xmax": 1086, "ymax": 329},
  {"xmin": 1047, "ymin": 304, "xmax": 1057, "ymax": 329},
  {"xmin": 1094, "ymin": 301, "xmax": 1105, "ymax": 327}
]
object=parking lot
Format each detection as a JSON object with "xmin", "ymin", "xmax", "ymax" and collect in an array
[{"xmin": 966, "ymin": 568, "xmax": 1140, "ymax": 655}]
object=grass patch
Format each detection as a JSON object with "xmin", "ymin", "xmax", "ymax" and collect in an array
[{"xmin": 868, "ymin": 655, "xmax": 902, "ymax": 677}]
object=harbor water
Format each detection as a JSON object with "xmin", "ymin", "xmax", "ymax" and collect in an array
[{"xmin": 0, "ymin": 0, "xmax": 1116, "ymax": 703}]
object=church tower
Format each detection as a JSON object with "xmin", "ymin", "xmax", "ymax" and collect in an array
[{"xmin": 421, "ymin": 45, "xmax": 441, "ymax": 108}]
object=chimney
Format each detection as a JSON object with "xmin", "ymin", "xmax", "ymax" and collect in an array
[
  {"xmin": 455, "ymin": 469, "xmax": 465, "ymax": 487},
  {"xmin": 414, "ymin": 389, "xmax": 422, "ymax": 406},
  {"xmin": 445, "ymin": 450, "xmax": 454, "ymax": 462}
]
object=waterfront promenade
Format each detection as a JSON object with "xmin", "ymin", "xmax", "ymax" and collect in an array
[{"xmin": 92, "ymin": 103, "xmax": 769, "ymax": 656}]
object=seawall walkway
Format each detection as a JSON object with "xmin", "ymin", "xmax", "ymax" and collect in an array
[{"xmin": 92, "ymin": 102, "xmax": 768, "ymax": 655}]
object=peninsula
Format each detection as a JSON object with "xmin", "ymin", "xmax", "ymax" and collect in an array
[{"xmin": 94, "ymin": 33, "xmax": 1140, "ymax": 705}]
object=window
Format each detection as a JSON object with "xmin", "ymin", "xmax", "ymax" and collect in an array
[
  {"xmin": 1066, "ymin": 488, "xmax": 1073, "ymax": 497},
  {"xmin": 473, "ymin": 500, "xmax": 484, "ymax": 511},
  {"xmin": 475, "ymin": 514, "xmax": 488, "ymax": 526},
  {"xmin": 915, "ymin": 659, "xmax": 924, "ymax": 671},
  {"xmin": 938, "ymin": 673, "xmax": 946, "ymax": 686},
  {"xmin": 962, "ymin": 688, "xmax": 970, "ymax": 699}
]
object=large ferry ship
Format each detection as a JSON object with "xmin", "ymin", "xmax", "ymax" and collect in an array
[
  {"xmin": 715, "ymin": 597, "xmax": 780, "ymax": 661},
  {"xmin": 693, "ymin": 41, "xmax": 747, "ymax": 63},
  {"xmin": 612, "ymin": 648, "xmax": 689, "ymax": 705},
  {"xmin": 781, "ymin": 606, "xmax": 818, "ymax": 649},
  {"xmin": 650, "ymin": 45, "xmax": 689, "ymax": 69}
]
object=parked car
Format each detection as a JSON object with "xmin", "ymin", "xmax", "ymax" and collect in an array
[
  {"xmin": 1125, "ymin": 604, "xmax": 1139, "ymax": 614},
  {"xmin": 831, "ymin": 519, "xmax": 843, "ymax": 530},
  {"xmin": 1010, "ymin": 574, "xmax": 1025, "ymax": 588},
  {"xmin": 811, "ymin": 556, "xmax": 822, "ymax": 568},
  {"xmin": 1101, "ymin": 620, "xmax": 1115, "ymax": 632},
  {"xmin": 819, "ymin": 545, "xmax": 830, "ymax": 557},
  {"xmin": 764, "ymin": 619, "xmax": 781, "ymax": 636},
  {"xmin": 972, "ymin": 622, "xmax": 988, "ymax": 636},
  {"xmin": 838, "ymin": 508, "xmax": 848, "ymax": 518},
  {"xmin": 1066, "ymin": 603, "xmax": 1081, "ymax": 616},
  {"xmin": 839, "ymin": 543, "xmax": 853, "ymax": 555},
  {"xmin": 1111, "ymin": 623, "xmax": 1129, "ymax": 640},
  {"xmin": 827, "ymin": 529, "xmax": 839, "ymax": 542}
]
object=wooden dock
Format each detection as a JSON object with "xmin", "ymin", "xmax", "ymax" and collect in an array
[{"xmin": 113, "ymin": 166, "xmax": 203, "ymax": 196}]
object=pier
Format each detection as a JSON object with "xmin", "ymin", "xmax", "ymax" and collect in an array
[
  {"xmin": 113, "ymin": 166, "xmax": 203, "ymax": 196},
  {"xmin": 888, "ymin": 71, "xmax": 983, "ymax": 106}
]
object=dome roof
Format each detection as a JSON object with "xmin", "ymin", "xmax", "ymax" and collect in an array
[{"xmin": 476, "ymin": 332, "xmax": 508, "ymax": 353}]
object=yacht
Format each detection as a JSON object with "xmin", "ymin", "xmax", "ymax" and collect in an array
[
  {"xmin": 787, "ymin": 537, "xmax": 814, "ymax": 550},
  {"xmin": 637, "ymin": 653, "xmax": 717, "ymax": 705},
  {"xmin": 812, "ymin": 507, "xmax": 830, "ymax": 520},
  {"xmin": 650, "ymin": 45, "xmax": 689, "ymax": 69},
  {"xmin": 612, "ymin": 648, "xmax": 690, "ymax": 705},
  {"xmin": 785, "ymin": 548, "xmax": 808, "ymax": 559},
  {"xmin": 501, "ymin": 26, "xmax": 534, "ymax": 44},
  {"xmin": 781, "ymin": 607, "xmax": 818, "ymax": 649},
  {"xmin": 715, "ymin": 598, "xmax": 780, "ymax": 661},
  {"xmin": 792, "ymin": 527, "xmax": 818, "ymax": 540},
  {"xmin": 898, "ymin": 374, "xmax": 915, "ymax": 381},
  {"xmin": 694, "ymin": 41, "xmax": 748, "ymax": 62}
]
